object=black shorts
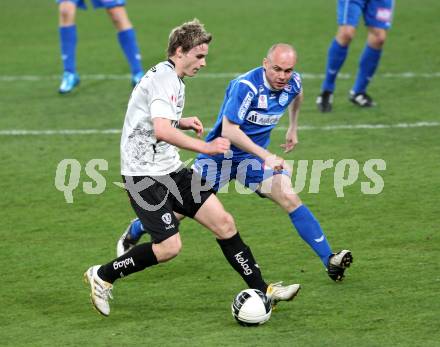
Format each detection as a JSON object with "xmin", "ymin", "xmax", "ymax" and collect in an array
[{"xmin": 123, "ymin": 168, "xmax": 214, "ymax": 243}]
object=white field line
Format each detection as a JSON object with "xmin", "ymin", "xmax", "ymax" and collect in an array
[
  {"xmin": 1, "ymin": 121, "xmax": 439, "ymax": 136},
  {"xmin": 1, "ymin": 72, "xmax": 440, "ymax": 82}
]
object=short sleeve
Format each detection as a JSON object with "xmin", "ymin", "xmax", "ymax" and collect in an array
[
  {"xmin": 291, "ymin": 72, "xmax": 302, "ymax": 94},
  {"xmin": 149, "ymin": 73, "xmax": 180, "ymax": 121},
  {"xmin": 222, "ymin": 80, "xmax": 256, "ymax": 125}
]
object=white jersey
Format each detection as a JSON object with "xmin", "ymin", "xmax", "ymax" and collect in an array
[{"xmin": 120, "ymin": 60, "xmax": 185, "ymax": 176}]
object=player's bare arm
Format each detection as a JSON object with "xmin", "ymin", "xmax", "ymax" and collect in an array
[
  {"xmin": 178, "ymin": 116, "xmax": 204, "ymax": 137},
  {"xmin": 154, "ymin": 117, "xmax": 229, "ymax": 155},
  {"xmin": 281, "ymin": 90, "xmax": 303, "ymax": 153}
]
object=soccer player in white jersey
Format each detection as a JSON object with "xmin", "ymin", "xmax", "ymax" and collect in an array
[
  {"xmin": 118, "ymin": 43, "xmax": 353, "ymax": 284},
  {"xmin": 57, "ymin": 0, "xmax": 144, "ymax": 94},
  {"xmin": 84, "ymin": 20, "xmax": 300, "ymax": 317}
]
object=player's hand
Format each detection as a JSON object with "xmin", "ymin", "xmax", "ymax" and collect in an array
[
  {"xmin": 280, "ymin": 128, "xmax": 298, "ymax": 153},
  {"xmin": 179, "ymin": 117, "xmax": 204, "ymax": 137},
  {"xmin": 203, "ymin": 137, "xmax": 231, "ymax": 155},
  {"xmin": 264, "ymin": 154, "xmax": 286, "ymax": 172}
]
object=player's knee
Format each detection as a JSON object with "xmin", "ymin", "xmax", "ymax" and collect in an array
[
  {"xmin": 336, "ymin": 27, "xmax": 356, "ymax": 46},
  {"xmin": 369, "ymin": 31, "xmax": 387, "ymax": 49},
  {"xmin": 59, "ymin": 4, "xmax": 75, "ymax": 25},
  {"xmin": 107, "ymin": 7, "xmax": 132, "ymax": 31},
  {"xmin": 215, "ymin": 212, "xmax": 236, "ymax": 238},
  {"xmin": 165, "ymin": 236, "xmax": 182, "ymax": 259},
  {"xmin": 155, "ymin": 235, "xmax": 182, "ymax": 261},
  {"xmin": 280, "ymin": 192, "xmax": 302, "ymax": 212}
]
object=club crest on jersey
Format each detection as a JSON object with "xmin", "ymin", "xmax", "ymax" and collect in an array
[
  {"xmin": 279, "ymin": 92, "xmax": 289, "ymax": 106},
  {"xmin": 257, "ymin": 95, "xmax": 268, "ymax": 109}
]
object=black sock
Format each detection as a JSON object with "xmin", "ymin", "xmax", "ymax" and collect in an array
[
  {"xmin": 216, "ymin": 232, "xmax": 268, "ymax": 292},
  {"xmin": 97, "ymin": 242, "xmax": 158, "ymax": 283}
]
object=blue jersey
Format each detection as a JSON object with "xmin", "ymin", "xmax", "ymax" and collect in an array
[{"xmin": 199, "ymin": 67, "xmax": 302, "ymax": 160}]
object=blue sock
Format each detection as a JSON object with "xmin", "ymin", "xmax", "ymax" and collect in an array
[
  {"xmin": 117, "ymin": 28, "xmax": 143, "ymax": 75},
  {"xmin": 289, "ymin": 205, "xmax": 332, "ymax": 267},
  {"xmin": 321, "ymin": 39, "xmax": 349, "ymax": 92},
  {"xmin": 128, "ymin": 219, "xmax": 146, "ymax": 241},
  {"xmin": 59, "ymin": 25, "xmax": 77, "ymax": 73},
  {"xmin": 352, "ymin": 45, "xmax": 382, "ymax": 93}
]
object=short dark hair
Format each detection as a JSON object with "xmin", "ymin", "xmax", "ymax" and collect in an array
[{"xmin": 167, "ymin": 19, "xmax": 212, "ymax": 57}]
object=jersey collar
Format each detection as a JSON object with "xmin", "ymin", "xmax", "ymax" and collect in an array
[{"xmin": 166, "ymin": 59, "xmax": 185, "ymax": 83}]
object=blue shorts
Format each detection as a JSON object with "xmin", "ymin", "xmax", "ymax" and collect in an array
[
  {"xmin": 57, "ymin": 0, "xmax": 126, "ymax": 10},
  {"xmin": 193, "ymin": 156, "xmax": 289, "ymax": 194},
  {"xmin": 337, "ymin": 0, "xmax": 394, "ymax": 30}
]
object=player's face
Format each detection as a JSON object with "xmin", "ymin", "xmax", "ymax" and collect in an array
[
  {"xmin": 263, "ymin": 52, "xmax": 296, "ymax": 90},
  {"xmin": 181, "ymin": 43, "xmax": 209, "ymax": 77}
]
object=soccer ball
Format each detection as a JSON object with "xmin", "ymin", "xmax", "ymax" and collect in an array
[{"xmin": 231, "ymin": 289, "xmax": 272, "ymax": 326}]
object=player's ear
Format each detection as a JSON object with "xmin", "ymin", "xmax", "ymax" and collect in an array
[
  {"xmin": 262, "ymin": 57, "xmax": 269, "ymax": 70},
  {"xmin": 176, "ymin": 46, "xmax": 184, "ymax": 58}
]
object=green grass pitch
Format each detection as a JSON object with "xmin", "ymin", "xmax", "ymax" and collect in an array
[{"xmin": 1, "ymin": 0, "xmax": 439, "ymax": 346}]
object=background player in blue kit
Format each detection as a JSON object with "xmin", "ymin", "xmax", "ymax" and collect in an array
[
  {"xmin": 57, "ymin": 0, "xmax": 144, "ymax": 94},
  {"xmin": 119, "ymin": 43, "xmax": 353, "ymax": 282},
  {"xmin": 316, "ymin": 0, "xmax": 395, "ymax": 112}
]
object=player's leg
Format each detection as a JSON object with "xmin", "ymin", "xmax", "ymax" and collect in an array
[
  {"xmin": 100, "ymin": 176, "xmax": 186, "ymax": 279},
  {"xmin": 322, "ymin": 25, "xmax": 357, "ymax": 91},
  {"xmin": 350, "ymin": 0, "xmax": 394, "ymax": 106},
  {"xmin": 257, "ymin": 172, "xmax": 352, "ymax": 281},
  {"xmin": 317, "ymin": 0, "xmax": 362, "ymax": 112},
  {"xmin": 193, "ymin": 193, "xmax": 300, "ymax": 304},
  {"xmin": 85, "ymin": 233, "xmax": 173, "ymax": 317},
  {"xmin": 194, "ymin": 158, "xmax": 267, "ymax": 290},
  {"xmin": 194, "ymin": 196, "xmax": 266, "ymax": 293},
  {"xmin": 104, "ymin": 3, "xmax": 144, "ymax": 86},
  {"xmin": 84, "ymin": 175, "xmax": 183, "ymax": 316},
  {"xmin": 194, "ymin": 160, "xmax": 301, "ymax": 299},
  {"xmin": 57, "ymin": 0, "xmax": 81, "ymax": 93}
]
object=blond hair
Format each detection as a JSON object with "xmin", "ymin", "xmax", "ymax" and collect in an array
[{"xmin": 167, "ymin": 19, "xmax": 212, "ymax": 57}]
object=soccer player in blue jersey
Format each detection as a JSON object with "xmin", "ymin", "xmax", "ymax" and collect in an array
[
  {"xmin": 57, "ymin": 0, "xmax": 144, "ymax": 94},
  {"xmin": 316, "ymin": 0, "xmax": 395, "ymax": 111},
  {"xmin": 118, "ymin": 43, "xmax": 353, "ymax": 282}
]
